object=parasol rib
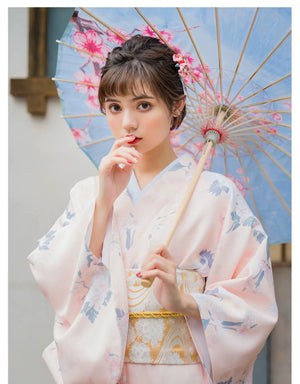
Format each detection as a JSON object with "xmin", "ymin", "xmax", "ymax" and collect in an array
[
  {"xmin": 79, "ymin": 136, "xmax": 114, "ymax": 148},
  {"xmin": 240, "ymin": 96, "xmax": 291, "ymax": 109},
  {"xmin": 61, "ymin": 113, "xmax": 105, "ymax": 118},
  {"xmin": 229, "ymin": 30, "xmax": 291, "ymax": 106},
  {"xmin": 270, "ymin": 122, "xmax": 291, "ymax": 129},
  {"xmin": 241, "ymin": 139, "xmax": 291, "ymax": 214},
  {"xmin": 245, "ymin": 135, "xmax": 291, "ymax": 178},
  {"xmin": 56, "ymin": 40, "xmax": 105, "ymax": 61},
  {"xmin": 176, "ymin": 7, "xmax": 217, "ymax": 100},
  {"xmin": 224, "ymin": 109, "xmax": 290, "ymax": 133},
  {"xmin": 253, "ymin": 109, "xmax": 291, "ymax": 115},
  {"xmin": 186, "ymin": 88, "xmax": 203, "ymax": 125},
  {"xmin": 135, "ymin": 7, "xmax": 172, "ymax": 47},
  {"xmin": 185, "ymin": 83, "xmax": 215, "ymax": 107},
  {"xmin": 215, "ymin": 8, "xmax": 224, "ymax": 105},
  {"xmin": 224, "ymin": 110, "xmax": 274, "ymax": 132},
  {"xmin": 256, "ymin": 136, "xmax": 291, "ymax": 157},
  {"xmin": 175, "ymin": 136, "xmax": 195, "ymax": 153},
  {"xmin": 80, "ymin": 8, "xmax": 127, "ymax": 41},
  {"xmin": 222, "ymin": 96, "xmax": 291, "ymax": 131},
  {"xmin": 230, "ymin": 127, "xmax": 291, "ymax": 144},
  {"xmin": 52, "ymin": 78, "xmax": 99, "ymax": 88},
  {"xmin": 231, "ymin": 74, "xmax": 291, "ymax": 108},
  {"xmin": 170, "ymin": 126, "xmax": 190, "ymax": 137},
  {"xmin": 226, "ymin": 8, "xmax": 259, "ymax": 100}
]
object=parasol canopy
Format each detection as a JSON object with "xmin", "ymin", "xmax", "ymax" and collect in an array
[{"xmin": 54, "ymin": 7, "xmax": 291, "ymax": 246}]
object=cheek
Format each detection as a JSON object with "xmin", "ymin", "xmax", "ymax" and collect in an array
[
  {"xmin": 149, "ymin": 111, "xmax": 172, "ymax": 132},
  {"xmin": 106, "ymin": 116, "xmax": 119, "ymax": 133}
]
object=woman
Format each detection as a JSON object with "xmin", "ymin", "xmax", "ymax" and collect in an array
[{"xmin": 28, "ymin": 35, "xmax": 277, "ymax": 384}]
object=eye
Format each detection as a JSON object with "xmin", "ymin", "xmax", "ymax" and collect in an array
[
  {"xmin": 138, "ymin": 102, "xmax": 151, "ymax": 111},
  {"xmin": 108, "ymin": 103, "xmax": 121, "ymax": 113}
]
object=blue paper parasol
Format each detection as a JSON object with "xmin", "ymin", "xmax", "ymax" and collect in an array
[{"xmin": 54, "ymin": 7, "xmax": 291, "ymax": 246}]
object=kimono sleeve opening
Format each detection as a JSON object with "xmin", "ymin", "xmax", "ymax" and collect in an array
[{"xmin": 185, "ymin": 181, "xmax": 278, "ymax": 384}]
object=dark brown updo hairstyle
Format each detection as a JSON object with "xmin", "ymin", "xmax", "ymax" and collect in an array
[{"xmin": 98, "ymin": 34, "xmax": 186, "ymax": 130}]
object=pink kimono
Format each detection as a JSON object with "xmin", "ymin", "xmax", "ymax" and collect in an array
[{"xmin": 28, "ymin": 154, "xmax": 277, "ymax": 384}]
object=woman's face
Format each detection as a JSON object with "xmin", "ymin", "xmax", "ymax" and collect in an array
[{"xmin": 104, "ymin": 86, "xmax": 174, "ymax": 156}]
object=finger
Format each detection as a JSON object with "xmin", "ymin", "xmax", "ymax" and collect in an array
[
  {"xmin": 110, "ymin": 155, "xmax": 136, "ymax": 167},
  {"xmin": 142, "ymin": 254, "xmax": 175, "ymax": 275},
  {"xmin": 113, "ymin": 136, "xmax": 138, "ymax": 149},
  {"xmin": 114, "ymin": 147, "xmax": 142, "ymax": 163},
  {"xmin": 154, "ymin": 244, "xmax": 173, "ymax": 260},
  {"xmin": 141, "ymin": 269, "xmax": 172, "ymax": 284},
  {"xmin": 119, "ymin": 146, "xmax": 143, "ymax": 158}
]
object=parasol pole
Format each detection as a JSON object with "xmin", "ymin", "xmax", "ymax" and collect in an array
[{"xmin": 141, "ymin": 112, "xmax": 225, "ymax": 288}]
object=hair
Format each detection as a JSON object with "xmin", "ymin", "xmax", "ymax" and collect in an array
[{"xmin": 98, "ymin": 34, "xmax": 186, "ymax": 130}]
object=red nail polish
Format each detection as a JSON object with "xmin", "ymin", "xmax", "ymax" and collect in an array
[
  {"xmin": 136, "ymin": 272, "xmax": 142, "ymax": 278},
  {"xmin": 128, "ymin": 160, "xmax": 133, "ymax": 164}
]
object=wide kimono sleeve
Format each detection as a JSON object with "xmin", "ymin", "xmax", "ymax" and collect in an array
[
  {"xmin": 27, "ymin": 176, "xmax": 100, "ymax": 315},
  {"xmin": 27, "ymin": 177, "xmax": 128, "ymax": 384},
  {"xmin": 187, "ymin": 175, "xmax": 278, "ymax": 384}
]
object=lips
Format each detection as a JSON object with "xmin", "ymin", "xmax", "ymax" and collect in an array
[{"xmin": 127, "ymin": 135, "xmax": 142, "ymax": 144}]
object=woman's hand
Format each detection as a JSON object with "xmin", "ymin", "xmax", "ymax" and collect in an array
[
  {"xmin": 138, "ymin": 245, "xmax": 201, "ymax": 319},
  {"xmin": 139, "ymin": 246, "xmax": 183, "ymax": 313},
  {"xmin": 97, "ymin": 136, "xmax": 142, "ymax": 207}
]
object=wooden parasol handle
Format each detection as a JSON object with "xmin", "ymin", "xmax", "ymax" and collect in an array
[{"xmin": 141, "ymin": 140, "xmax": 214, "ymax": 288}]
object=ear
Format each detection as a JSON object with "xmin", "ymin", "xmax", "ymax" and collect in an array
[{"xmin": 172, "ymin": 96, "xmax": 186, "ymax": 116}]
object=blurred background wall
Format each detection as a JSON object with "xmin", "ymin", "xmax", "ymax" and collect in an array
[{"xmin": 8, "ymin": 7, "xmax": 291, "ymax": 383}]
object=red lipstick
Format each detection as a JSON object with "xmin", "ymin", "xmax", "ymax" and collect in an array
[{"xmin": 127, "ymin": 135, "xmax": 142, "ymax": 144}]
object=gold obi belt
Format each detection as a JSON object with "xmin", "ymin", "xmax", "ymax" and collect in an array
[{"xmin": 125, "ymin": 269, "xmax": 205, "ymax": 365}]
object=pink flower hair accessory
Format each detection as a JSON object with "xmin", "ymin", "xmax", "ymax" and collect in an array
[{"xmin": 173, "ymin": 53, "xmax": 192, "ymax": 84}]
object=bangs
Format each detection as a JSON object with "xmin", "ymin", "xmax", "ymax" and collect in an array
[{"xmin": 98, "ymin": 60, "xmax": 163, "ymax": 112}]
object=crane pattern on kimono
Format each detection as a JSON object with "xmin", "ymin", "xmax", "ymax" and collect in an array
[
  {"xmin": 209, "ymin": 177, "xmax": 266, "ymax": 244},
  {"xmin": 37, "ymin": 204, "xmax": 76, "ymax": 251},
  {"xmin": 202, "ymin": 308, "xmax": 257, "ymax": 337}
]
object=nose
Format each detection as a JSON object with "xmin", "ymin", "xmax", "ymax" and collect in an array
[{"xmin": 122, "ymin": 108, "xmax": 138, "ymax": 133}]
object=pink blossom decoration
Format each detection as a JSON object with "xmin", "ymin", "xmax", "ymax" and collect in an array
[
  {"xmin": 86, "ymin": 95, "xmax": 100, "ymax": 110},
  {"xmin": 249, "ymin": 107, "xmax": 261, "ymax": 117},
  {"xmin": 139, "ymin": 25, "xmax": 173, "ymax": 43},
  {"xmin": 269, "ymin": 127, "xmax": 278, "ymax": 134},
  {"xmin": 73, "ymin": 30, "xmax": 110, "ymax": 61},
  {"xmin": 74, "ymin": 71, "xmax": 100, "ymax": 97},
  {"xmin": 272, "ymin": 113, "xmax": 282, "ymax": 121},
  {"xmin": 106, "ymin": 29, "xmax": 129, "ymax": 44},
  {"xmin": 71, "ymin": 128, "xmax": 91, "ymax": 144}
]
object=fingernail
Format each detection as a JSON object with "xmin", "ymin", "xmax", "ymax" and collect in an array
[
  {"xmin": 127, "ymin": 160, "xmax": 133, "ymax": 164},
  {"xmin": 136, "ymin": 272, "xmax": 142, "ymax": 278}
]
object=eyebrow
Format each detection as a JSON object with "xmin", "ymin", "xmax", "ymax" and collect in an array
[{"xmin": 105, "ymin": 95, "xmax": 155, "ymax": 102}]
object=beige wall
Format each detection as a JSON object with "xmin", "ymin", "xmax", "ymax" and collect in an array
[{"xmin": 8, "ymin": 8, "xmax": 291, "ymax": 384}]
